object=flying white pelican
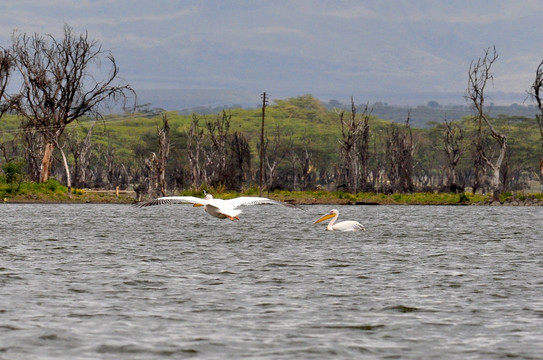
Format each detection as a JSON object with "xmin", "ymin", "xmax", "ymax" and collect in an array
[
  {"xmin": 134, "ymin": 192, "xmax": 294, "ymax": 221},
  {"xmin": 314, "ymin": 209, "xmax": 365, "ymax": 232}
]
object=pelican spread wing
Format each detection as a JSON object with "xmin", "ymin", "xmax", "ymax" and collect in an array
[
  {"xmin": 134, "ymin": 194, "xmax": 295, "ymax": 221},
  {"xmin": 225, "ymin": 196, "xmax": 290, "ymax": 208},
  {"xmin": 314, "ymin": 209, "xmax": 365, "ymax": 232},
  {"xmin": 132, "ymin": 196, "xmax": 208, "ymax": 208}
]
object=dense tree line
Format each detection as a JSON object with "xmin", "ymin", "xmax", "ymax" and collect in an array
[
  {"xmin": 2, "ymin": 94, "xmax": 543, "ymax": 199},
  {"xmin": 2, "ymin": 29, "xmax": 543, "ymax": 199}
]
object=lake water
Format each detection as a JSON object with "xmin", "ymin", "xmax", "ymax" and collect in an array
[{"xmin": 1, "ymin": 203, "xmax": 542, "ymax": 359}]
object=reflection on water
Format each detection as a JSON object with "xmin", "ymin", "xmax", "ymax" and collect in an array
[{"xmin": 1, "ymin": 203, "xmax": 543, "ymax": 359}]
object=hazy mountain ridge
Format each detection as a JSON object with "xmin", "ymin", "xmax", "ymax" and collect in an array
[
  {"xmin": 136, "ymin": 89, "xmax": 263, "ymax": 111},
  {"xmin": 136, "ymin": 89, "xmax": 539, "ymax": 128}
]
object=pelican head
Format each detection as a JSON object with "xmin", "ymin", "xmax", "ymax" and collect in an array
[
  {"xmin": 194, "ymin": 191, "xmax": 213, "ymax": 207},
  {"xmin": 314, "ymin": 209, "xmax": 339, "ymax": 224}
]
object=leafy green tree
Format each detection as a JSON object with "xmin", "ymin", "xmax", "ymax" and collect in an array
[{"xmin": 2, "ymin": 160, "xmax": 24, "ymax": 193}]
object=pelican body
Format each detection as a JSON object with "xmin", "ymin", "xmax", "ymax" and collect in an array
[
  {"xmin": 314, "ymin": 209, "xmax": 365, "ymax": 232},
  {"xmin": 134, "ymin": 193, "xmax": 292, "ymax": 221}
]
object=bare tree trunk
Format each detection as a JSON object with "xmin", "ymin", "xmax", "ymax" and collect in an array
[
  {"xmin": 300, "ymin": 138, "xmax": 314, "ymax": 191},
  {"xmin": 150, "ymin": 152, "xmax": 163, "ymax": 196},
  {"xmin": 442, "ymin": 120, "xmax": 467, "ymax": 191},
  {"xmin": 74, "ymin": 124, "xmax": 94, "ymax": 188},
  {"xmin": 285, "ymin": 136, "xmax": 299, "ymax": 191},
  {"xmin": 105, "ymin": 146, "xmax": 115, "ymax": 189},
  {"xmin": 40, "ymin": 142, "xmax": 54, "ymax": 183},
  {"xmin": 57, "ymin": 145, "xmax": 72, "ymax": 198},
  {"xmin": 229, "ymin": 132, "xmax": 251, "ymax": 191},
  {"xmin": 186, "ymin": 114, "xmax": 205, "ymax": 189},
  {"xmin": 264, "ymin": 126, "xmax": 286, "ymax": 191},
  {"xmin": 65, "ymin": 123, "xmax": 94, "ymax": 188},
  {"xmin": 22, "ymin": 129, "xmax": 44, "ymax": 182},
  {"xmin": 155, "ymin": 113, "xmax": 170, "ymax": 196},
  {"xmin": 357, "ymin": 104, "xmax": 371, "ymax": 191}
]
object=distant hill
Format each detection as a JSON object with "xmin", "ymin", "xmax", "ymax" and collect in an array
[
  {"xmin": 135, "ymin": 89, "xmax": 262, "ymax": 114},
  {"xmin": 133, "ymin": 89, "xmax": 539, "ymax": 128},
  {"xmin": 351, "ymin": 102, "xmax": 540, "ymax": 128}
]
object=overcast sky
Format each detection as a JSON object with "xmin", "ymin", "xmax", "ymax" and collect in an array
[{"xmin": 1, "ymin": 0, "xmax": 542, "ymax": 105}]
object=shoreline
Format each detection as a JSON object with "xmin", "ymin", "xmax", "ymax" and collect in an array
[{"xmin": 2, "ymin": 192, "xmax": 543, "ymax": 206}]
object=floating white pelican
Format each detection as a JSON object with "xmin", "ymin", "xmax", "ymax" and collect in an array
[
  {"xmin": 314, "ymin": 209, "xmax": 365, "ymax": 232},
  {"xmin": 134, "ymin": 192, "xmax": 294, "ymax": 221}
]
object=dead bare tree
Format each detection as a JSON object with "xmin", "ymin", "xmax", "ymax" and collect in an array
[
  {"xmin": 337, "ymin": 97, "xmax": 371, "ymax": 193},
  {"xmin": 357, "ymin": 103, "xmax": 371, "ymax": 191},
  {"xmin": 185, "ymin": 110, "xmax": 252, "ymax": 191},
  {"xmin": 205, "ymin": 110, "xmax": 231, "ymax": 187},
  {"xmin": 153, "ymin": 113, "xmax": 170, "ymax": 196},
  {"xmin": 465, "ymin": 46, "xmax": 507, "ymax": 201},
  {"xmin": 385, "ymin": 115, "xmax": 415, "ymax": 193},
  {"xmin": 528, "ymin": 59, "xmax": 543, "ymax": 181},
  {"xmin": 186, "ymin": 113, "xmax": 205, "ymax": 188},
  {"xmin": 10, "ymin": 24, "xmax": 134, "ymax": 185}
]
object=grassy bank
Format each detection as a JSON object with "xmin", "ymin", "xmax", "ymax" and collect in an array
[
  {"xmin": 2, "ymin": 180, "xmax": 543, "ymax": 206},
  {"xmin": 178, "ymin": 187, "xmax": 543, "ymax": 206},
  {"xmin": 0, "ymin": 179, "xmax": 135, "ymax": 204}
]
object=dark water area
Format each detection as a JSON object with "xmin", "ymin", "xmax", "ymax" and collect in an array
[{"xmin": 1, "ymin": 203, "xmax": 542, "ymax": 359}]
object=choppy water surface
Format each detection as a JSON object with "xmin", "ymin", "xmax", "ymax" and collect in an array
[{"xmin": 1, "ymin": 203, "xmax": 543, "ymax": 359}]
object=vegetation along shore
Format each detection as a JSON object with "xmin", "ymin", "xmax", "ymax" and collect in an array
[{"xmin": 1, "ymin": 180, "xmax": 542, "ymax": 206}]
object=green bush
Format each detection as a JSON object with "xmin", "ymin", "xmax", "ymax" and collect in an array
[
  {"xmin": 2, "ymin": 161, "xmax": 25, "ymax": 193},
  {"xmin": 500, "ymin": 191, "xmax": 513, "ymax": 203},
  {"xmin": 458, "ymin": 193, "xmax": 470, "ymax": 203},
  {"xmin": 46, "ymin": 179, "xmax": 60, "ymax": 192}
]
